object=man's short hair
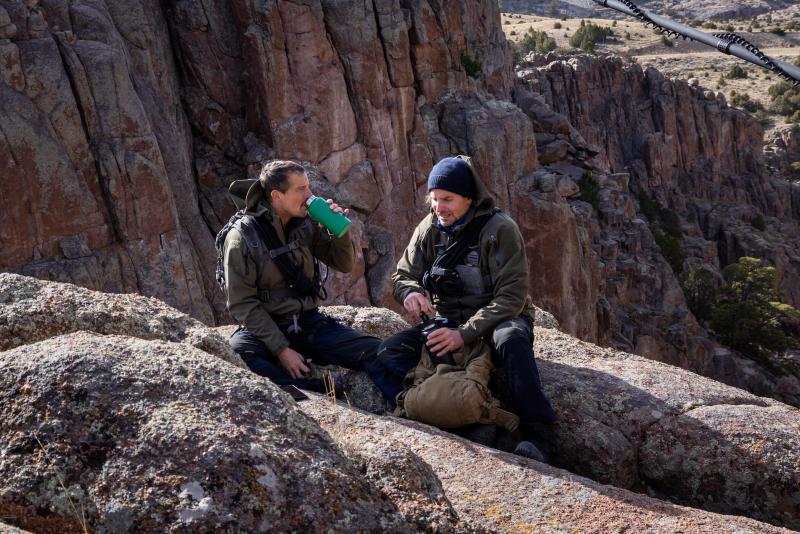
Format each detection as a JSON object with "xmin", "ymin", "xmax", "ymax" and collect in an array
[{"xmin": 259, "ymin": 160, "xmax": 306, "ymax": 196}]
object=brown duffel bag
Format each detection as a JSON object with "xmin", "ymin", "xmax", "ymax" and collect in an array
[{"xmin": 394, "ymin": 340, "xmax": 519, "ymax": 432}]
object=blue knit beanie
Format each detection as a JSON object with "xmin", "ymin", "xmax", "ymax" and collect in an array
[{"xmin": 427, "ymin": 157, "xmax": 477, "ymax": 199}]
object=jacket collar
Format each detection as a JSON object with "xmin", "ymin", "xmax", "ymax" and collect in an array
[{"xmin": 435, "ymin": 206, "xmax": 476, "ymax": 236}]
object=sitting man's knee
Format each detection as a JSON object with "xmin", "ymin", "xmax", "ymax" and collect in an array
[{"xmin": 492, "ymin": 318, "xmax": 531, "ymax": 348}]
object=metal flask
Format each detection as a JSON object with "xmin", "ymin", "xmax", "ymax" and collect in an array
[{"xmin": 305, "ymin": 195, "xmax": 352, "ymax": 238}]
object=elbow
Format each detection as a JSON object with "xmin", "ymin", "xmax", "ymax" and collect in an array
[{"xmin": 338, "ymin": 259, "xmax": 354, "ymax": 274}]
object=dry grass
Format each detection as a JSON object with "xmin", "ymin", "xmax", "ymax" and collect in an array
[
  {"xmin": 502, "ymin": 9, "xmax": 800, "ymax": 131},
  {"xmin": 33, "ymin": 434, "xmax": 90, "ymax": 534}
]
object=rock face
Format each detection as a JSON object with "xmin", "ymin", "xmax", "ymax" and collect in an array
[
  {"xmin": 534, "ymin": 328, "xmax": 800, "ymax": 530},
  {"xmin": 526, "ymin": 54, "xmax": 800, "ymax": 311},
  {"xmin": 516, "ymin": 54, "xmax": 800, "ymax": 408},
  {"xmin": 0, "ymin": 0, "xmax": 517, "ymax": 324},
  {"xmin": 0, "ymin": 332, "xmax": 409, "ymax": 532}
]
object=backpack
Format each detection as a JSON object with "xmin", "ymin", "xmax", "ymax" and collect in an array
[
  {"xmin": 214, "ymin": 210, "xmax": 267, "ymax": 291},
  {"xmin": 394, "ymin": 338, "xmax": 519, "ymax": 432},
  {"xmin": 214, "ymin": 210, "xmax": 326, "ymax": 299}
]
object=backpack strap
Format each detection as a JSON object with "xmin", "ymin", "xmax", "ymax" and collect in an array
[
  {"xmin": 251, "ymin": 215, "xmax": 324, "ymax": 299},
  {"xmin": 235, "ymin": 215, "xmax": 267, "ymax": 284},
  {"xmin": 267, "ymin": 239, "xmax": 303, "ymax": 259}
]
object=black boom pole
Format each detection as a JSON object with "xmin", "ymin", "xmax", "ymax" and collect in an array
[{"xmin": 590, "ymin": 0, "xmax": 800, "ymax": 84}]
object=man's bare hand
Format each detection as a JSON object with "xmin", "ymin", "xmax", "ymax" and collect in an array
[
  {"xmin": 326, "ymin": 198, "xmax": 350, "ymax": 217},
  {"xmin": 403, "ymin": 292, "xmax": 434, "ymax": 317},
  {"xmin": 277, "ymin": 347, "xmax": 310, "ymax": 379},
  {"xmin": 425, "ymin": 328, "xmax": 464, "ymax": 357}
]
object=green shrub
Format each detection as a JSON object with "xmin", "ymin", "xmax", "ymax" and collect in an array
[
  {"xmin": 702, "ymin": 21, "xmax": 718, "ymax": 29},
  {"xmin": 661, "ymin": 35, "xmax": 674, "ymax": 47},
  {"xmin": 569, "ymin": 22, "xmax": 613, "ymax": 54},
  {"xmin": 729, "ymin": 91, "xmax": 765, "ymax": 113},
  {"xmin": 727, "ymin": 65, "xmax": 748, "ymax": 79},
  {"xmin": 682, "ymin": 265, "xmax": 718, "ymax": 322},
  {"xmin": 638, "ymin": 192, "xmax": 684, "ymax": 273},
  {"xmin": 768, "ymin": 27, "xmax": 786, "ymax": 36},
  {"xmin": 710, "ymin": 257, "xmax": 798, "ymax": 361},
  {"xmin": 578, "ymin": 172, "xmax": 600, "ymax": 210},
  {"xmin": 460, "ymin": 51, "xmax": 482, "ymax": 78},
  {"xmin": 654, "ymin": 229, "xmax": 685, "ymax": 273},
  {"xmin": 789, "ymin": 161, "xmax": 800, "ymax": 178},
  {"xmin": 553, "ymin": 22, "xmax": 562, "ymax": 29},
  {"xmin": 517, "ymin": 28, "xmax": 557, "ymax": 55},
  {"xmin": 624, "ymin": 31, "xmax": 631, "ymax": 40},
  {"xmin": 768, "ymin": 81, "xmax": 800, "ymax": 117}
]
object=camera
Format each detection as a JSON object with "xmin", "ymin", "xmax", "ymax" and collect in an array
[{"xmin": 419, "ymin": 313, "xmax": 456, "ymax": 366}]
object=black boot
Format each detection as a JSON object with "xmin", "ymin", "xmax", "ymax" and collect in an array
[
  {"xmin": 513, "ymin": 440, "xmax": 546, "ymax": 462},
  {"xmin": 463, "ymin": 423, "xmax": 498, "ymax": 447}
]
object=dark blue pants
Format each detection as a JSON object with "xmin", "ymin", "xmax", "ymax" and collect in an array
[
  {"xmin": 368, "ymin": 315, "xmax": 556, "ymax": 426},
  {"xmin": 230, "ymin": 310, "xmax": 382, "ymax": 392}
]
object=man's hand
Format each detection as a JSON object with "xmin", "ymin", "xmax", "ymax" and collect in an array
[
  {"xmin": 277, "ymin": 347, "xmax": 311, "ymax": 379},
  {"xmin": 326, "ymin": 198, "xmax": 350, "ymax": 217},
  {"xmin": 425, "ymin": 328, "xmax": 464, "ymax": 357},
  {"xmin": 403, "ymin": 292, "xmax": 434, "ymax": 317}
]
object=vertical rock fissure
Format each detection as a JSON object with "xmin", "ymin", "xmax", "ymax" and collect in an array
[
  {"xmin": 370, "ymin": 0, "xmax": 397, "ymax": 89},
  {"xmin": 52, "ymin": 35, "xmax": 127, "ymax": 247}
]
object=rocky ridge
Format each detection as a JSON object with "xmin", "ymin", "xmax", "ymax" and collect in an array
[
  {"xmin": 1, "ymin": 274, "xmax": 798, "ymax": 531},
  {"xmin": 513, "ymin": 53, "xmax": 800, "ymax": 407},
  {"xmin": 499, "ymin": 0, "xmax": 798, "ymax": 21}
]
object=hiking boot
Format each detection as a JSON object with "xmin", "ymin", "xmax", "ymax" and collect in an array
[
  {"xmin": 464, "ymin": 424, "xmax": 497, "ymax": 447},
  {"xmin": 514, "ymin": 440, "xmax": 546, "ymax": 463}
]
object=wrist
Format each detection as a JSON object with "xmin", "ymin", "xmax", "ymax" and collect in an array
[{"xmin": 457, "ymin": 326, "xmax": 477, "ymax": 345}]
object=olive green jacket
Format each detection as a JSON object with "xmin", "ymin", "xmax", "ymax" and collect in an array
[
  {"xmin": 223, "ymin": 179, "xmax": 354, "ymax": 355},
  {"xmin": 392, "ymin": 156, "xmax": 535, "ymax": 344}
]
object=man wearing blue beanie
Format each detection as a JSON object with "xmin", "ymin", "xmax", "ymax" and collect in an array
[{"xmin": 368, "ymin": 155, "xmax": 556, "ymax": 461}]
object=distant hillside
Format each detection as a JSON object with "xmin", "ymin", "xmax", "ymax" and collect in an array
[{"xmin": 500, "ymin": 0, "xmax": 797, "ymax": 20}]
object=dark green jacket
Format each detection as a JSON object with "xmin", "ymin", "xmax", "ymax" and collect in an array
[
  {"xmin": 392, "ymin": 156, "xmax": 535, "ymax": 344},
  {"xmin": 223, "ymin": 179, "xmax": 354, "ymax": 355}
]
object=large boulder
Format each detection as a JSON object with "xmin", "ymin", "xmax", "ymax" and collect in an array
[
  {"xmin": 301, "ymin": 397, "xmax": 790, "ymax": 534},
  {"xmin": 0, "ymin": 273, "xmax": 244, "ymax": 368},
  {"xmin": 535, "ymin": 327, "xmax": 800, "ymax": 530},
  {"xmin": 0, "ymin": 275, "xmax": 797, "ymax": 531},
  {"xmin": 0, "ymin": 332, "xmax": 409, "ymax": 533}
]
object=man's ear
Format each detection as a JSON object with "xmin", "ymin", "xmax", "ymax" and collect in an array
[{"xmin": 270, "ymin": 189, "xmax": 281, "ymax": 202}]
